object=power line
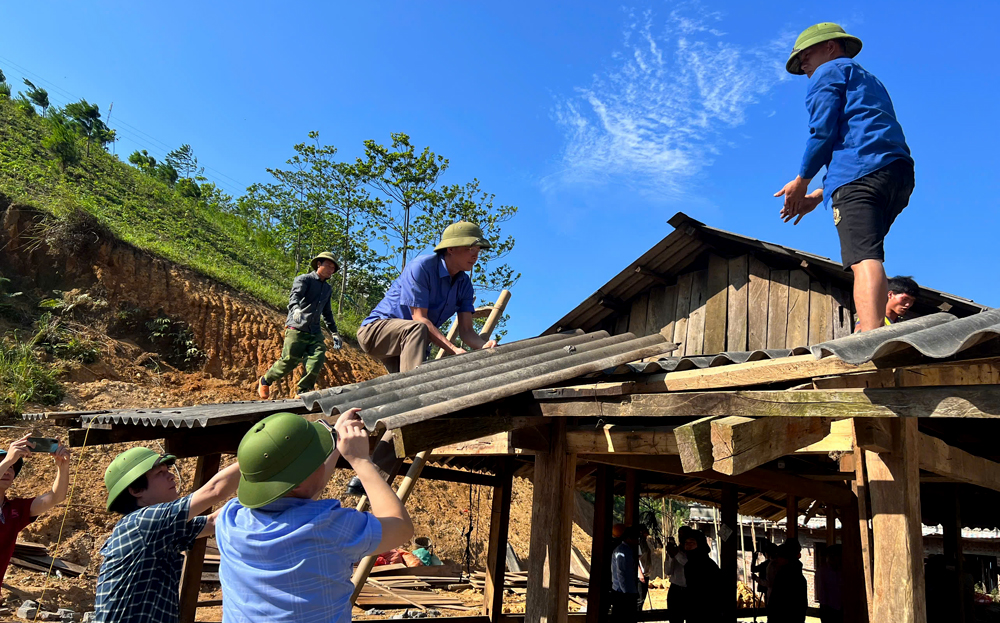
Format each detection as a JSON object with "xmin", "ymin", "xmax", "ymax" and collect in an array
[{"xmin": 0, "ymin": 54, "xmax": 249, "ymax": 194}]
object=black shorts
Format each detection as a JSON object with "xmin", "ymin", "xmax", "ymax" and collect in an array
[{"xmin": 832, "ymin": 158, "xmax": 914, "ymax": 269}]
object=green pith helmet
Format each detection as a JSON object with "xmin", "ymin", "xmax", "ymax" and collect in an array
[
  {"xmin": 786, "ymin": 23, "xmax": 862, "ymax": 75},
  {"xmin": 310, "ymin": 251, "xmax": 341, "ymax": 273},
  {"xmin": 105, "ymin": 447, "xmax": 176, "ymax": 511},
  {"xmin": 236, "ymin": 412, "xmax": 334, "ymax": 509},
  {"xmin": 434, "ymin": 221, "xmax": 492, "ymax": 252}
]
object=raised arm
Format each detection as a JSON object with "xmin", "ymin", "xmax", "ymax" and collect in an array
[
  {"xmin": 456, "ymin": 312, "xmax": 497, "ymax": 351},
  {"xmin": 189, "ymin": 461, "xmax": 242, "ymax": 517},
  {"xmin": 30, "ymin": 443, "xmax": 71, "ymax": 517},
  {"xmin": 336, "ymin": 409, "xmax": 413, "ymax": 552}
]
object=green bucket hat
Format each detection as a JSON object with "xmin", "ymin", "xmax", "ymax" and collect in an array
[
  {"xmin": 434, "ymin": 221, "xmax": 492, "ymax": 252},
  {"xmin": 786, "ymin": 23, "xmax": 862, "ymax": 75},
  {"xmin": 105, "ymin": 447, "xmax": 176, "ymax": 511},
  {"xmin": 236, "ymin": 412, "xmax": 334, "ymax": 509},
  {"xmin": 310, "ymin": 252, "xmax": 341, "ymax": 273}
]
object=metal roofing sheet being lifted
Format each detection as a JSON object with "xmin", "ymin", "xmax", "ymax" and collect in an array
[{"xmin": 301, "ymin": 329, "xmax": 677, "ymax": 432}]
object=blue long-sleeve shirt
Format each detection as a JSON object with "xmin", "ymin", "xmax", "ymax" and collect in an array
[
  {"xmin": 611, "ymin": 541, "xmax": 638, "ymax": 594},
  {"xmin": 798, "ymin": 57, "xmax": 912, "ymax": 205}
]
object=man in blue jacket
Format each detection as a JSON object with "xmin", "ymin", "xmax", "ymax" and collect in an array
[
  {"xmin": 775, "ymin": 23, "xmax": 914, "ymax": 333},
  {"xmin": 258, "ymin": 252, "xmax": 342, "ymax": 398}
]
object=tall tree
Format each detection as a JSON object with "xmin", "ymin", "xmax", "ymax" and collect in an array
[
  {"xmin": 165, "ymin": 144, "xmax": 205, "ymax": 180},
  {"xmin": 128, "ymin": 149, "xmax": 158, "ymax": 174},
  {"xmin": 63, "ymin": 99, "xmax": 113, "ymax": 156},
  {"xmin": 42, "ymin": 115, "xmax": 80, "ymax": 172},
  {"xmin": 355, "ymin": 133, "xmax": 447, "ymax": 269},
  {"xmin": 22, "ymin": 79, "xmax": 49, "ymax": 113}
]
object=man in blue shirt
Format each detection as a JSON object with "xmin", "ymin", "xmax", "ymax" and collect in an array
[
  {"xmin": 611, "ymin": 524, "xmax": 640, "ymax": 622},
  {"xmin": 775, "ymin": 23, "xmax": 914, "ymax": 333},
  {"xmin": 215, "ymin": 409, "xmax": 413, "ymax": 623},
  {"xmin": 357, "ymin": 221, "xmax": 497, "ymax": 374}
]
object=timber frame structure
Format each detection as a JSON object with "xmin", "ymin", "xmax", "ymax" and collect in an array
[{"xmin": 25, "ymin": 217, "xmax": 1000, "ymax": 623}]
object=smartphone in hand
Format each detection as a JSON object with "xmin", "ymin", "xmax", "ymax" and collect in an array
[{"xmin": 26, "ymin": 438, "xmax": 60, "ymax": 453}]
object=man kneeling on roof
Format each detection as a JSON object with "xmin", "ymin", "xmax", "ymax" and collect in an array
[
  {"xmin": 853, "ymin": 275, "xmax": 918, "ymax": 331},
  {"xmin": 346, "ymin": 221, "xmax": 498, "ymax": 496},
  {"xmin": 95, "ymin": 448, "xmax": 241, "ymax": 623}
]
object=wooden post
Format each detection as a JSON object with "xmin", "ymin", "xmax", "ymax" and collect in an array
[
  {"xmin": 866, "ymin": 419, "xmax": 926, "ymax": 623},
  {"xmin": 826, "ymin": 505, "xmax": 837, "ymax": 546},
  {"xmin": 526, "ymin": 419, "xmax": 577, "ymax": 623},
  {"xmin": 483, "ymin": 457, "xmax": 514, "ymax": 621},
  {"xmin": 625, "ymin": 470, "xmax": 638, "ymax": 528},
  {"xmin": 852, "ymin": 437, "xmax": 876, "ymax": 619},
  {"xmin": 177, "ymin": 453, "xmax": 221, "ymax": 623},
  {"xmin": 941, "ymin": 486, "xmax": 966, "ymax": 623},
  {"xmin": 840, "ymin": 502, "xmax": 869, "ymax": 623},
  {"xmin": 351, "ymin": 450, "xmax": 430, "ymax": 604},
  {"xmin": 586, "ymin": 465, "xmax": 614, "ymax": 623},
  {"xmin": 721, "ymin": 484, "xmax": 738, "ymax": 621},
  {"xmin": 785, "ymin": 494, "xmax": 798, "ymax": 541}
]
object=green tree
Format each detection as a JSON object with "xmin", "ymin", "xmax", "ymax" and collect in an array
[
  {"xmin": 22, "ymin": 79, "xmax": 49, "ymax": 113},
  {"xmin": 128, "ymin": 149, "xmax": 158, "ymax": 174},
  {"xmin": 153, "ymin": 162, "xmax": 179, "ymax": 186},
  {"xmin": 0, "ymin": 83, "xmax": 10, "ymax": 99},
  {"xmin": 165, "ymin": 144, "xmax": 205, "ymax": 180},
  {"xmin": 42, "ymin": 115, "xmax": 80, "ymax": 172},
  {"xmin": 63, "ymin": 99, "xmax": 113, "ymax": 156},
  {"xmin": 355, "ymin": 133, "xmax": 447, "ymax": 269}
]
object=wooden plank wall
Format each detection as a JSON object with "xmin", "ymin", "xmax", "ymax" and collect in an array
[{"xmin": 611, "ymin": 254, "xmax": 855, "ymax": 353}]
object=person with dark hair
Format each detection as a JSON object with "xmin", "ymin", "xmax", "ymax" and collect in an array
[
  {"xmin": 854, "ymin": 275, "xmax": 918, "ymax": 330},
  {"xmin": 750, "ymin": 540, "xmax": 775, "ymax": 604},
  {"xmin": 258, "ymin": 251, "xmax": 342, "ymax": 399},
  {"xmin": 0, "ymin": 435, "xmax": 70, "ymax": 583},
  {"xmin": 775, "ymin": 23, "xmax": 914, "ymax": 334},
  {"xmin": 664, "ymin": 525, "xmax": 695, "ymax": 622},
  {"xmin": 95, "ymin": 447, "xmax": 242, "ymax": 623},
  {"xmin": 611, "ymin": 525, "xmax": 640, "ymax": 623},
  {"xmin": 681, "ymin": 530, "xmax": 723, "ymax": 623},
  {"xmin": 767, "ymin": 540, "xmax": 808, "ymax": 623}
]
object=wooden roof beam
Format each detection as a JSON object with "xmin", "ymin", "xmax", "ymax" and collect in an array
[
  {"xmin": 580, "ymin": 454, "xmax": 855, "ymax": 506},
  {"xmin": 918, "ymin": 432, "xmax": 1000, "ymax": 493},
  {"xmin": 534, "ymin": 386, "xmax": 1000, "ymax": 419},
  {"xmin": 634, "ymin": 265, "xmax": 671, "ymax": 286},
  {"xmin": 710, "ymin": 416, "xmax": 836, "ymax": 476}
]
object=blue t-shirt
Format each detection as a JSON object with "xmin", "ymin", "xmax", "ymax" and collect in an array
[
  {"xmin": 95, "ymin": 495, "xmax": 207, "ymax": 623},
  {"xmin": 362, "ymin": 253, "xmax": 476, "ymax": 329},
  {"xmin": 216, "ymin": 497, "xmax": 382, "ymax": 623},
  {"xmin": 799, "ymin": 57, "xmax": 912, "ymax": 205}
]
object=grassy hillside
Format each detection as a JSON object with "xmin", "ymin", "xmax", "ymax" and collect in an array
[{"xmin": 0, "ymin": 98, "xmax": 292, "ymax": 310}]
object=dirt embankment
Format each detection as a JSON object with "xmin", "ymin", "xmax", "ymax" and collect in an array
[{"xmin": 0, "ymin": 203, "xmax": 384, "ymax": 396}]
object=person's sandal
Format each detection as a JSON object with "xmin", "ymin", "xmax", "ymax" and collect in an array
[{"xmin": 257, "ymin": 376, "xmax": 271, "ymax": 399}]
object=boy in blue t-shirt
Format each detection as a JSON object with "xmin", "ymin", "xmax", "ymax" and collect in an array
[{"xmin": 216, "ymin": 408, "xmax": 413, "ymax": 622}]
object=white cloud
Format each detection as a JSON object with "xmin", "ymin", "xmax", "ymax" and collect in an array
[{"xmin": 549, "ymin": 7, "xmax": 794, "ymax": 198}]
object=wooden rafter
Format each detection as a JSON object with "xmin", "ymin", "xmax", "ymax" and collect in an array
[
  {"xmin": 918, "ymin": 432, "xmax": 1000, "ymax": 493},
  {"xmin": 709, "ymin": 416, "xmax": 835, "ymax": 476}
]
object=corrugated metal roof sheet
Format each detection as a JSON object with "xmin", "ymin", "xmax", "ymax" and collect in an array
[
  {"xmin": 302, "ymin": 330, "xmax": 677, "ymax": 432},
  {"xmin": 545, "ymin": 211, "xmax": 990, "ymax": 335},
  {"xmin": 23, "ymin": 400, "xmax": 307, "ymax": 428}
]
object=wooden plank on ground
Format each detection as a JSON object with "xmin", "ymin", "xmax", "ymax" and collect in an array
[
  {"xmin": 710, "ymin": 416, "xmax": 835, "ymax": 475},
  {"xmin": 809, "ymin": 281, "xmax": 834, "ymax": 345},
  {"xmin": 674, "ymin": 416, "xmax": 719, "ymax": 472},
  {"xmin": 747, "ymin": 257, "xmax": 770, "ymax": 351},
  {"xmin": 632, "ymin": 354, "xmax": 877, "ymax": 393},
  {"xmin": 646, "ymin": 285, "xmax": 678, "ymax": 340},
  {"xmin": 685, "ymin": 270, "xmax": 709, "ymax": 356},
  {"xmin": 727, "ymin": 255, "xmax": 749, "ymax": 352},
  {"xmin": 918, "ymin": 432, "xmax": 1000, "ymax": 493},
  {"xmin": 831, "ymin": 285, "xmax": 853, "ymax": 339},
  {"xmin": 534, "ymin": 386, "xmax": 1000, "ymax": 419},
  {"xmin": 672, "ymin": 272, "xmax": 694, "ymax": 356},
  {"xmin": 628, "ymin": 293, "xmax": 650, "ymax": 337},
  {"xmin": 786, "ymin": 270, "xmax": 810, "ymax": 347},
  {"xmin": 766, "ymin": 269, "xmax": 790, "ymax": 350},
  {"xmin": 704, "ymin": 254, "xmax": 729, "ymax": 355}
]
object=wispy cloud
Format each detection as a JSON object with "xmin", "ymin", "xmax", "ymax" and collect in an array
[{"xmin": 549, "ymin": 6, "xmax": 794, "ymax": 197}]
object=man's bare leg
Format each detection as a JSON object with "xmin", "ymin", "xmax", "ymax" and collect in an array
[{"xmin": 852, "ymin": 259, "xmax": 888, "ymax": 332}]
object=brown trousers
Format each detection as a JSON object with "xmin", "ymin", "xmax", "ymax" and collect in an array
[{"xmin": 356, "ymin": 318, "xmax": 431, "ymax": 374}]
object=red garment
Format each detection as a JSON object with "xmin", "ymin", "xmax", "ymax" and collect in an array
[
  {"xmin": 0, "ymin": 497, "xmax": 35, "ymax": 582},
  {"xmin": 400, "ymin": 551, "xmax": 423, "ymax": 568}
]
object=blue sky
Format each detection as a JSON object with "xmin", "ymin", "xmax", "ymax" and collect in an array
[{"xmin": 2, "ymin": 1, "xmax": 997, "ymax": 339}]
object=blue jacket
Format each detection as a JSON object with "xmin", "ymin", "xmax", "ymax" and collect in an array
[{"xmin": 799, "ymin": 57, "xmax": 912, "ymax": 205}]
